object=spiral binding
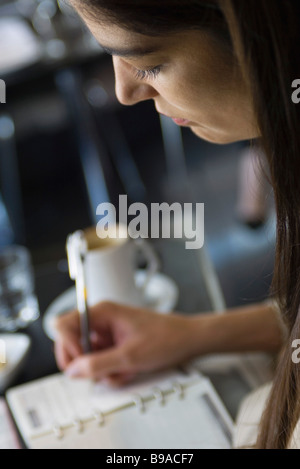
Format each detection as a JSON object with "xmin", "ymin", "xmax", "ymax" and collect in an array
[
  {"xmin": 53, "ymin": 424, "xmax": 64, "ymax": 440},
  {"xmin": 133, "ymin": 394, "xmax": 146, "ymax": 413},
  {"xmin": 73, "ymin": 418, "xmax": 84, "ymax": 433},
  {"xmin": 51, "ymin": 381, "xmax": 187, "ymax": 438},
  {"xmin": 152, "ymin": 387, "xmax": 165, "ymax": 406},
  {"xmin": 172, "ymin": 381, "xmax": 185, "ymax": 399},
  {"xmin": 93, "ymin": 410, "xmax": 105, "ymax": 426}
]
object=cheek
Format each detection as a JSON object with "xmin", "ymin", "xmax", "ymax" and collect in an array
[
  {"xmin": 157, "ymin": 63, "xmax": 227, "ymax": 115},
  {"xmin": 156, "ymin": 80, "xmax": 204, "ymax": 113},
  {"xmin": 155, "ymin": 62, "xmax": 255, "ymax": 141}
]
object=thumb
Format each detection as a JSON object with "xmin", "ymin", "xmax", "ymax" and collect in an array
[{"xmin": 65, "ymin": 345, "xmax": 130, "ymax": 381}]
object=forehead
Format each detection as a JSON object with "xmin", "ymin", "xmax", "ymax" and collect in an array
[
  {"xmin": 75, "ymin": 7, "xmax": 197, "ymax": 59},
  {"xmin": 83, "ymin": 15, "xmax": 171, "ymax": 55},
  {"xmin": 75, "ymin": 6, "xmax": 221, "ymax": 63},
  {"xmin": 92, "ymin": 26, "xmax": 163, "ymax": 56}
]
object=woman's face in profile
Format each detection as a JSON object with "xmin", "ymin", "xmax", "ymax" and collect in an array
[{"xmin": 78, "ymin": 10, "xmax": 259, "ymax": 144}]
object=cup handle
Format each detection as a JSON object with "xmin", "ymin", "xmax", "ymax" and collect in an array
[{"xmin": 133, "ymin": 238, "xmax": 160, "ymax": 293}]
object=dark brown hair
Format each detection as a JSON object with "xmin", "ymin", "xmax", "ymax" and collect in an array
[{"xmin": 72, "ymin": 0, "xmax": 300, "ymax": 449}]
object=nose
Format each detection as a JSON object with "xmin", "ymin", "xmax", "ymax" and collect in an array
[{"xmin": 113, "ymin": 56, "xmax": 159, "ymax": 106}]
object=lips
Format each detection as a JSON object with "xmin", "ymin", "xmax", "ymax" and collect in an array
[
  {"xmin": 171, "ymin": 117, "xmax": 191, "ymax": 126},
  {"xmin": 157, "ymin": 109, "xmax": 192, "ymax": 126}
]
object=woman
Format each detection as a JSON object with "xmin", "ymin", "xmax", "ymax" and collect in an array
[{"xmin": 54, "ymin": 0, "xmax": 300, "ymax": 449}]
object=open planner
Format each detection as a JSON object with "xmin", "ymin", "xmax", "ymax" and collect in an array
[{"xmin": 5, "ymin": 367, "xmax": 234, "ymax": 449}]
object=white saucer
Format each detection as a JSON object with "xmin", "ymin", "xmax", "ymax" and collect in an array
[
  {"xmin": 0, "ymin": 334, "xmax": 31, "ymax": 392},
  {"xmin": 43, "ymin": 271, "xmax": 179, "ymax": 341}
]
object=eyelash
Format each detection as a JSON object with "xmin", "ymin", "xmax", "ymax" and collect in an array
[{"xmin": 134, "ymin": 65, "xmax": 162, "ymax": 81}]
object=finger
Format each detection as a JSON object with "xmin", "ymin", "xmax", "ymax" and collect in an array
[
  {"xmin": 65, "ymin": 346, "xmax": 130, "ymax": 381},
  {"xmin": 89, "ymin": 330, "xmax": 114, "ymax": 351},
  {"xmin": 54, "ymin": 338, "xmax": 81, "ymax": 370},
  {"xmin": 53, "ymin": 310, "xmax": 80, "ymax": 337},
  {"xmin": 54, "ymin": 329, "xmax": 83, "ymax": 369},
  {"xmin": 54, "ymin": 339, "xmax": 74, "ymax": 370}
]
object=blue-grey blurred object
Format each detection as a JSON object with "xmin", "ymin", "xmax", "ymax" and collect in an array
[
  {"xmin": 0, "ymin": 0, "xmax": 103, "ymax": 79},
  {"xmin": 0, "ymin": 15, "xmax": 42, "ymax": 76},
  {"xmin": 55, "ymin": 69, "xmax": 114, "ymax": 223},
  {"xmin": 0, "ymin": 115, "xmax": 25, "ymax": 244},
  {"xmin": 0, "ymin": 245, "xmax": 40, "ymax": 331}
]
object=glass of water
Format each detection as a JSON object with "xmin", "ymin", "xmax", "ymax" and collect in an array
[{"xmin": 0, "ymin": 245, "xmax": 40, "ymax": 331}]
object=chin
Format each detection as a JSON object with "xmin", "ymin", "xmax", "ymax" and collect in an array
[{"xmin": 190, "ymin": 126, "xmax": 248, "ymax": 145}]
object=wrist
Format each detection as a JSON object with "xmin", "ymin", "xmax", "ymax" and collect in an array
[
  {"xmin": 179, "ymin": 301, "xmax": 285, "ymax": 358},
  {"xmin": 175, "ymin": 313, "xmax": 217, "ymax": 360}
]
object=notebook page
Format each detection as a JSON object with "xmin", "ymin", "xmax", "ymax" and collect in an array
[
  {"xmin": 6, "ymin": 370, "xmax": 199, "ymax": 444},
  {"xmin": 28, "ymin": 378, "xmax": 233, "ymax": 449},
  {"xmin": 102, "ymin": 386, "xmax": 232, "ymax": 449}
]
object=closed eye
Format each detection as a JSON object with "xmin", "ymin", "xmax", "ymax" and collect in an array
[{"xmin": 134, "ymin": 65, "xmax": 162, "ymax": 81}]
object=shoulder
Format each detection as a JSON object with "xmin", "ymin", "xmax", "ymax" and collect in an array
[{"xmin": 233, "ymin": 382, "xmax": 272, "ymax": 449}]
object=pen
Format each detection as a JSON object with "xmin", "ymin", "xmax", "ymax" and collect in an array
[{"xmin": 66, "ymin": 231, "xmax": 91, "ymax": 354}]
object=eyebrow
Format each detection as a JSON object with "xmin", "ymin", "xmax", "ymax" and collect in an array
[{"xmin": 100, "ymin": 44, "xmax": 161, "ymax": 58}]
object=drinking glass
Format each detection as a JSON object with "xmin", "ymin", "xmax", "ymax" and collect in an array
[{"xmin": 0, "ymin": 245, "xmax": 39, "ymax": 331}]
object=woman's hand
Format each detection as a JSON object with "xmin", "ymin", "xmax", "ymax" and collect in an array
[
  {"xmin": 54, "ymin": 300, "xmax": 285, "ymax": 386},
  {"xmin": 54, "ymin": 301, "xmax": 200, "ymax": 386}
]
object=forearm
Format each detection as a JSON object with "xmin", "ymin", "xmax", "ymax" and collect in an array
[{"xmin": 184, "ymin": 301, "xmax": 286, "ymax": 359}]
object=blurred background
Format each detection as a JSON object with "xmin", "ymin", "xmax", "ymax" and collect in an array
[{"xmin": 0, "ymin": 0, "xmax": 276, "ymax": 310}]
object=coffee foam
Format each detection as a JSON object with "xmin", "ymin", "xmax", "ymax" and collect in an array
[{"xmin": 84, "ymin": 225, "xmax": 128, "ymax": 251}]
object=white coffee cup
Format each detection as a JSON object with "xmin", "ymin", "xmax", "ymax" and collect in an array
[{"xmin": 69, "ymin": 224, "xmax": 159, "ymax": 307}]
